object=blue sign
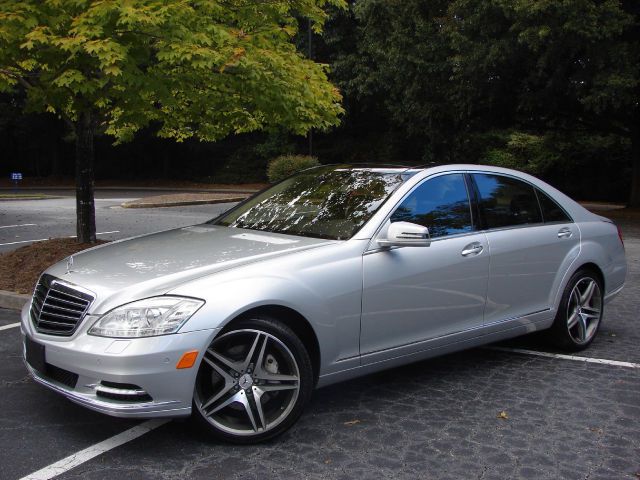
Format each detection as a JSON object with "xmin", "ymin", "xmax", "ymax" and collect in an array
[{"xmin": 10, "ymin": 172, "xmax": 22, "ymax": 181}]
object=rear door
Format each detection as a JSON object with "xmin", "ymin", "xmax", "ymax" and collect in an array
[{"xmin": 470, "ymin": 173, "xmax": 579, "ymax": 325}]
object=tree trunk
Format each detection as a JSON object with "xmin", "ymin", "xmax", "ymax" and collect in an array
[{"xmin": 75, "ymin": 112, "xmax": 97, "ymax": 243}]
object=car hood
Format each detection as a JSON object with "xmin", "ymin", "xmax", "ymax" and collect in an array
[{"xmin": 44, "ymin": 224, "xmax": 335, "ymax": 313}]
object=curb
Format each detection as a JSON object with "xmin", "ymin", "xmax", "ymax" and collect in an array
[
  {"xmin": 0, "ymin": 290, "xmax": 30, "ymax": 311},
  {"xmin": 0, "ymin": 196, "xmax": 63, "ymax": 201},
  {"xmin": 121, "ymin": 196, "xmax": 247, "ymax": 209}
]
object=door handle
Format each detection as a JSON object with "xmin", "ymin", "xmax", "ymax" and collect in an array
[
  {"xmin": 461, "ymin": 243, "xmax": 483, "ymax": 256},
  {"xmin": 557, "ymin": 227, "xmax": 573, "ymax": 238}
]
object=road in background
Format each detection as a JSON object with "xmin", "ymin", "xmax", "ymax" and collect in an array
[{"xmin": 0, "ymin": 190, "xmax": 238, "ymax": 254}]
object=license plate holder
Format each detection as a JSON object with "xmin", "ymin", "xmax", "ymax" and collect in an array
[{"xmin": 25, "ymin": 337, "xmax": 46, "ymax": 373}]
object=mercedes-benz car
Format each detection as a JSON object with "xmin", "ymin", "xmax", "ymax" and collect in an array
[{"xmin": 21, "ymin": 164, "xmax": 626, "ymax": 443}]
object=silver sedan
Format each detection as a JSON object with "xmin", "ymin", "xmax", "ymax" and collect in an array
[{"xmin": 21, "ymin": 164, "xmax": 627, "ymax": 443}]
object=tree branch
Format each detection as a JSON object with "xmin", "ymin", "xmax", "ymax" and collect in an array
[{"xmin": 0, "ymin": 68, "xmax": 34, "ymax": 90}]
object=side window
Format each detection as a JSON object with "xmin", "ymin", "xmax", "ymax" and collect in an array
[
  {"xmin": 536, "ymin": 188, "xmax": 571, "ymax": 223},
  {"xmin": 390, "ymin": 173, "xmax": 473, "ymax": 238},
  {"xmin": 472, "ymin": 173, "xmax": 542, "ymax": 229}
]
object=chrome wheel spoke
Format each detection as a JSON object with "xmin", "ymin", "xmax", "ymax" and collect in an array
[
  {"xmin": 580, "ymin": 280, "xmax": 596, "ymax": 306},
  {"xmin": 207, "ymin": 348, "xmax": 244, "ymax": 374},
  {"xmin": 577, "ymin": 316, "xmax": 588, "ymax": 341},
  {"xmin": 252, "ymin": 387, "xmax": 267, "ymax": 430},
  {"xmin": 567, "ymin": 310, "xmax": 579, "ymax": 329},
  {"xmin": 206, "ymin": 390, "xmax": 243, "ymax": 415},
  {"xmin": 255, "ymin": 371, "xmax": 298, "ymax": 382},
  {"xmin": 237, "ymin": 390, "xmax": 259, "ymax": 432},
  {"xmin": 258, "ymin": 382, "xmax": 298, "ymax": 392},
  {"xmin": 239, "ymin": 332, "xmax": 263, "ymax": 373},
  {"xmin": 201, "ymin": 357, "xmax": 236, "ymax": 409},
  {"xmin": 582, "ymin": 305, "xmax": 600, "ymax": 315}
]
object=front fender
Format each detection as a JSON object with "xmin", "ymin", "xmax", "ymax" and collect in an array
[{"xmin": 168, "ymin": 241, "xmax": 366, "ymax": 377}]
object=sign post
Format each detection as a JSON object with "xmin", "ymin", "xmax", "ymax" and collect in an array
[{"xmin": 10, "ymin": 172, "xmax": 22, "ymax": 193}]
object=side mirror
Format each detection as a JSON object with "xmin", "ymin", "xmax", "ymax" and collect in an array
[{"xmin": 377, "ymin": 221, "xmax": 430, "ymax": 248}]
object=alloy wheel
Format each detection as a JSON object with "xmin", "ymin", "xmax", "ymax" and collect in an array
[
  {"xmin": 194, "ymin": 329, "xmax": 300, "ymax": 436},
  {"xmin": 566, "ymin": 277, "xmax": 602, "ymax": 345}
]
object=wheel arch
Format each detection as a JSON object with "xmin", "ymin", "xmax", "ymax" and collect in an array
[
  {"xmin": 221, "ymin": 305, "xmax": 321, "ymax": 384},
  {"xmin": 576, "ymin": 262, "xmax": 605, "ymax": 290},
  {"xmin": 554, "ymin": 260, "xmax": 606, "ymax": 312}
]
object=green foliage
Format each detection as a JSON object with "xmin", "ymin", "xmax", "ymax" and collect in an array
[
  {"xmin": 483, "ymin": 131, "xmax": 560, "ymax": 175},
  {"xmin": 327, "ymin": 0, "xmax": 637, "ymax": 160},
  {"xmin": 0, "ymin": 0, "xmax": 345, "ymax": 143},
  {"xmin": 267, "ymin": 154, "xmax": 320, "ymax": 183},
  {"xmin": 214, "ymin": 132, "xmax": 295, "ymax": 184}
]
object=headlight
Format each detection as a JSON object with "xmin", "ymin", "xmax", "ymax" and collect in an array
[{"xmin": 88, "ymin": 297, "xmax": 204, "ymax": 338}]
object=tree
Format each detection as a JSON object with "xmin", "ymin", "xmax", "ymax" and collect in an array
[
  {"xmin": 445, "ymin": 0, "xmax": 639, "ymax": 206},
  {"xmin": 0, "ymin": 0, "xmax": 344, "ymax": 242},
  {"xmin": 326, "ymin": 0, "xmax": 638, "ymax": 204}
]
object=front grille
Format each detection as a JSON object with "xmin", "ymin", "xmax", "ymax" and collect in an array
[{"xmin": 30, "ymin": 274, "xmax": 94, "ymax": 336}]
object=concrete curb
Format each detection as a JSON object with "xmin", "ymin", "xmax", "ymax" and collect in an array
[
  {"xmin": 0, "ymin": 196, "xmax": 63, "ymax": 201},
  {"xmin": 121, "ymin": 196, "xmax": 247, "ymax": 209},
  {"xmin": 0, "ymin": 290, "xmax": 29, "ymax": 311}
]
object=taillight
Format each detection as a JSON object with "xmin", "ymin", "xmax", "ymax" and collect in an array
[{"xmin": 617, "ymin": 224, "xmax": 624, "ymax": 246}]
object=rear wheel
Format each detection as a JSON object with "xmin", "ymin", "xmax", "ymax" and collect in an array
[
  {"xmin": 548, "ymin": 269, "xmax": 603, "ymax": 351},
  {"xmin": 192, "ymin": 317, "xmax": 313, "ymax": 443}
]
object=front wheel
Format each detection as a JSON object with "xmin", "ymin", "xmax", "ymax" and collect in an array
[
  {"xmin": 192, "ymin": 317, "xmax": 313, "ymax": 443},
  {"xmin": 547, "ymin": 269, "xmax": 604, "ymax": 351}
]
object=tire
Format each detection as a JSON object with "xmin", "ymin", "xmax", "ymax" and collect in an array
[
  {"xmin": 192, "ymin": 316, "xmax": 313, "ymax": 444},
  {"xmin": 547, "ymin": 268, "xmax": 604, "ymax": 351}
]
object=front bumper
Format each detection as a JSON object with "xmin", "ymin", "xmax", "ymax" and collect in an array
[{"xmin": 21, "ymin": 305, "xmax": 219, "ymax": 418}]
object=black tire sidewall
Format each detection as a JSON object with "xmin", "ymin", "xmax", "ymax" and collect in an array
[{"xmin": 192, "ymin": 316, "xmax": 314, "ymax": 444}]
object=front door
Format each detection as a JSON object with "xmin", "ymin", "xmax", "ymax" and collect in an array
[{"xmin": 360, "ymin": 173, "xmax": 489, "ymax": 364}]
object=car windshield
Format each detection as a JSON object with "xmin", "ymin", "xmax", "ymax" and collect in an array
[{"xmin": 212, "ymin": 166, "xmax": 412, "ymax": 240}]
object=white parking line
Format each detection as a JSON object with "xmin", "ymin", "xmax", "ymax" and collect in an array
[
  {"xmin": 0, "ymin": 223, "xmax": 37, "ymax": 229},
  {"xmin": 19, "ymin": 419, "xmax": 170, "ymax": 480},
  {"xmin": 488, "ymin": 346, "xmax": 640, "ymax": 369},
  {"xmin": 0, "ymin": 231, "xmax": 120, "ymax": 247},
  {"xmin": 0, "ymin": 322, "xmax": 20, "ymax": 331}
]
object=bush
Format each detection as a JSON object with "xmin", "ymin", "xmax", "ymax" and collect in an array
[
  {"xmin": 267, "ymin": 155, "xmax": 320, "ymax": 183},
  {"xmin": 481, "ymin": 131, "xmax": 560, "ymax": 176}
]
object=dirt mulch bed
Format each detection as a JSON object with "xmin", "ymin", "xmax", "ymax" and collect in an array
[
  {"xmin": 0, "ymin": 238, "xmax": 107, "ymax": 294},
  {"xmin": 121, "ymin": 192, "xmax": 248, "ymax": 208}
]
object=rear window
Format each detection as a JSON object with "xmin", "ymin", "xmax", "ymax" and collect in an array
[
  {"xmin": 536, "ymin": 188, "xmax": 571, "ymax": 223},
  {"xmin": 472, "ymin": 173, "xmax": 542, "ymax": 229}
]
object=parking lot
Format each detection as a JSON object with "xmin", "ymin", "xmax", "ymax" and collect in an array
[
  {"xmin": 0, "ymin": 200, "xmax": 638, "ymax": 480},
  {"xmin": 0, "ymin": 190, "xmax": 235, "ymax": 254}
]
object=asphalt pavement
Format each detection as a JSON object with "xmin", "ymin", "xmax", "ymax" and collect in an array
[
  {"xmin": 0, "ymin": 190, "xmax": 237, "ymax": 254},
  {"xmin": 0, "ymin": 203, "xmax": 638, "ymax": 480}
]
